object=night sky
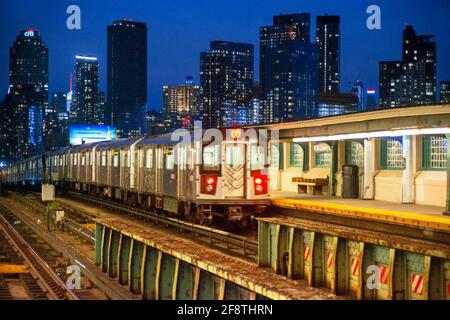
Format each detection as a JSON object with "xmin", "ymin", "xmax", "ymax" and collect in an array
[{"xmin": 1, "ymin": 0, "xmax": 450, "ymax": 109}]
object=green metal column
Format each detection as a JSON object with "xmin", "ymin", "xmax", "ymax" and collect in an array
[
  {"xmin": 118, "ymin": 235, "xmax": 131, "ymax": 285},
  {"xmin": 108, "ymin": 231, "xmax": 120, "ymax": 277},
  {"xmin": 176, "ymin": 261, "xmax": 194, "ymax": 300},
  {"xmin": 446, "ymin": 134, "xmax": 450, "ymax": 214},
  {"xmin": 129, "ymin": 241, "xmax": 144, "ymax": 294},
  {"xmin": 95, "ymin": 224, "xmax": 103, "ymax": 266},
  {"xmin": 158, "ymin": 253, "xmax": 175, "ymax": 300},
  {"xmin": 329, "ymin": 141, "xmax": 339, "ymax": 196}
]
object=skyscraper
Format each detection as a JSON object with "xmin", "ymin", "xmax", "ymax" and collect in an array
[
  {"xmin": 316, "ymin": 15, "xmax": 340, "ymax": 93},
  {"xmin": 107, "ymin": 19, "xmax": 147, "ymax": 137},
  {"xmin": 260, "ymin": 14, "xmax": 319, "ymax": 123},
  {"xmin": 366, "ymin": 88, "xmax": 378, "ymax": 110},
  {"xmin": 7, "ymin": 28, "xmax": 48, "ymax": 160},
  {"xmin": 71, "ymin": 56, "xmax": 103, "ymax": 125},
  {"xmin": 260, "ymin": 13, "xmax": 310, "ymax": 96},
  {"xmin": 162, "ymin": 77, "xmax": 200, "ymax": 116},
  {"xmin": 441, "ymin": 81, "xmax": 450, "ymax": 103},
  {"xmin": 379, "ymin": 25, "xmax": 436, "ymax": 108},
  {"xmin": 200, "ymin": 41, "xmax": 254, "ymax": 129},
  {"xmin": 45, "ymin": 93, "xmax": 69, "ymax": 150},
  {"xmin": 351, "ymin": 80, "xmax": 365, "ymax": 112}
]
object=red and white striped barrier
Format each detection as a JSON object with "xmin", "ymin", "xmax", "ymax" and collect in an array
[
  {"xmin": 351, "ymin": 258, "xmax": 359, "ymax": 275},
  {"xmin": 411, "ymin": 274, "xmax": 424, "ymax": 295}
]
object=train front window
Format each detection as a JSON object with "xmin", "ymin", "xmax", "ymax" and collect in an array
[
  {"xmin": 203, "ymin": 144, "xmax": 220, "ymax": 171},
  {"xmin": 226, "ymin": 145, "xmax": 244, "ymax": 168},
  {"xmin": 251, "ymin": 144, "xmax": 266, "ymax": 170}
]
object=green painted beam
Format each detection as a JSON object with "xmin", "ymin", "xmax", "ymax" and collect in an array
[
  {"xmin": 108, "ymin": 230, "xmax": 120, "ymax": 278},
  {"xmin": 176, "ymin": 261, "xmax": 194, "ymax": 300},
  {"xmin": 118, "ymin": 235, "xmax": 131, "ymax": 285},
  {"xmin": 142, "ymin": 247, "xmax": 159, "ymax": 300},
  {"xmin": 95, "ymin": 224, "xmax": 103, "ymax": 266},
  {"xmin": 129, "ymin": 241, "xmax": 144, "ymax": 294},
  {"xmin": 101, "ymin": 228, "xmax": 111, "ymax": 273},
  {"xmin": 198, "ymin": 271, "xmax": 215, "ymax": 300},
  {"xmin": 159, "ymin": 253, "xmax": 175, "ymax": 300}
]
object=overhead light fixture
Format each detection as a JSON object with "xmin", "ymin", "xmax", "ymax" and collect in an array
[{"xmin": 292, "ymin": 128, "xmax": 450, "ymax": 143}]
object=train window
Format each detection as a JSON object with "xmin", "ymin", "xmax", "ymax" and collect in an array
[
  {"xmin": 203, "ymin": 144, "xmax": 220, "ymax": 171},
  {"xmin": 166, "ymin": 148, "xmax": 174, "ymax": 170},
  {"xmin": 101, "ymin": 151, "xmax": 107, "ymax": 166},
  {"xmin": 226, "ymin": 145, "xmax": 244, "ymax": 168},
  {"xmin": 251, "ymin": 144, "xmax": 266, "ymax": 170},
  {"xmin": 74, "ymin": 154, "xmax": 78, "ymax": 166},
  {"xmin": 81, "ymin": 154, "xmax": 85, "ymax": 166},
  {"xmin": 59, "ymin": 155, "xmax": 63, "ymax": 166},
  {"xmin": 113, "ymin": 151, "xmax": 119, "ymax": 167},
  {"xmin": 127, "ymin": 150, "xmax": 131, "ymax": 167},
  {"xmin": 146, "ymin": 149, "xmax": 153, "ymax": 169}
]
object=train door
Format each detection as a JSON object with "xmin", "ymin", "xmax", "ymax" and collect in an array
[
  {"xmin": 224, "ymin": 142, "xmax": 246, "ymax": 198},
  {"xmin": 177, "ymin": 145, "xmax": 186, "ymax": 198}
]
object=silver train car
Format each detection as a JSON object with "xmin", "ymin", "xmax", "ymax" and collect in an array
[{"xmin": 1, "ymin": 128, "xmax": 271, "ymax": 227}]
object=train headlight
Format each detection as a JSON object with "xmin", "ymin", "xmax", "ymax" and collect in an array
[
  {"xmin": 201, "ymin": 175, "xmax": 218, "ymax": 195},
  {"xmin": 252, "ymin": 173, "xmax": 267, "ymax": 196}
]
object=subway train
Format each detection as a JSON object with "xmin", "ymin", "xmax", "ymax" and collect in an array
[{"xmin": 0, "ymin": 128, "xmax": 271, "ymax": 227}]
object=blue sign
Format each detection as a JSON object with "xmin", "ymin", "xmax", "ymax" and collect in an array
[{"xmin": 69, "ymin": 125, "xmax": 117, "ymax": 145}]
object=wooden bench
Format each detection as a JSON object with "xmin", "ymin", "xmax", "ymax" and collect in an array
[{"xmin": 292, "ymin": 176, "xmax": 329, "ymax": 195}]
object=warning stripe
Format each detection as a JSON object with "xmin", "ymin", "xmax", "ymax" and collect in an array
[
  {"xmin": 411, "ymin": 274, "xmax": 424, "ymax": 295},
  {"xmin": 304, "ymin": 246, "xmax": 311, "ymax": 262},
  {"xmin": 379, "ymin": 266, "xmax": 389, "ymax": 284},
  {"xmin": 351, "ymin": 258, "xmax": 359, "ymax": 275},
  {"xmin": 326, "ymin": 252, "xmax": 333, "ymax": 269}
]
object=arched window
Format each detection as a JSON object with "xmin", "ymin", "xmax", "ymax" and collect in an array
[
  {"xmin": 346, "ymin": 141, "xmax": 364, "ymax": 169},
  {"xmin": 423, "ymin": 135, "xmax": 447, "ymax": 170},
  {"xmin": 380, "ymin": 138, "xmax": 405, "ymax": 169},
  {"xmin": 314, "ymin": 143, "xmax": 331, "ymax": 167},
  {"xmin": 289, "ymin": 143, "xmax": 304, "ymax": 168}
]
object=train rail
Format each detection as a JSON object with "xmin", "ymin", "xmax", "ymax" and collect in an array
[
  {"xmin": 63, "ymin": 191, "xmax": 259, "ymax": 260},
  {"xmin": 0, "ymin": 203, "xmax": 79, "ymax": 300}
]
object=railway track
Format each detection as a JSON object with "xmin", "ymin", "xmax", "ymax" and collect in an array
[
  {"xmin": 0, "ymin": 203, "xmax": 79, "ymax": 300},
  {"xmin": 63, "ymin": 191, "xmax": 259, "ymax": 261}
]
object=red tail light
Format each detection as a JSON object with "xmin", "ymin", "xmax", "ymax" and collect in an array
[
  {"xmin": 252, "ymin": 172, "xmax": 268, "ymax": 195},
  {"xmin": 201, "ymin": 175, "xmax": 218, "ymax": 195}
]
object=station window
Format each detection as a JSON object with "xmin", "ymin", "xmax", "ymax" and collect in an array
[
  {"xmin": 251, "ymin": 144, "xmax": 266, "ymax": 170},
  {"xmin": 345, "ymin": 141, "xmax": 364, "ymax": 169},
  {"xmin": 146, "ymin": 149, "xmax": 153, "ymax": 169},
  {"xmin": 380, "ymin": 138, "xmax": 405, "ymax": 169},
  {"xmin": 101, "ymin": 151, "xmax": 107, "ymax": 166},
  {"xmin": 166, "ymin": 148, "xmax": 174, "ymax": 170},
  {"xmin": 113, "ymin": 151, "xmax": 119, "ymax": 167},
  {"xmin": 423, "ymin": 135, "xmax": 447, "ymax": 170},
  {"xmin": 203, "ymin": 144, "xmax": 220, "ymax": 171},
  {"xmin": 314, "ymin": 143, "xmax": 331, "ymax": 168},
  {"xmin": 289, "ymin": 143, "xmax": 304, "ymax": 168}
]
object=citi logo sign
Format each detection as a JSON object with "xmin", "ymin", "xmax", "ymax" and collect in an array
[{"xmin": 24, "ymin": 30, "xmax": 35, "ymax": 37}]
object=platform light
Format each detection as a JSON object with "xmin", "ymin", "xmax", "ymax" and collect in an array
[{"xmin": 292, "ymin": 128, "xmax": 450, "ymax": 143}]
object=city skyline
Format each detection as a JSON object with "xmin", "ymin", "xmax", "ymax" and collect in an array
[{"xmin": 1, "ymin": 0, "xmax": 450, "ymax": 109}]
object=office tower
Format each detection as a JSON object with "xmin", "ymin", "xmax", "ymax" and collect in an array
[
  {"xmin": 107, "ymin": 19, "xmax": 147, "ymax": 138},
  {"xmin": 71, "ymin": 56, "xmax": 103, "ymax": 125},
  {"xmin": 7, "ymin": 28, "xmax": 48, "ymax": 160},
  {"xmin": 366, "ymin": 88, "xmax": 378, "ymax": 110},
  {"xmin": 162, "ymin": 77, "xmax": 200, "ymax": 115},
  {"xmin": 162, "ymin": 77, "xmax": 200, "ymax": 131},
  {"xmin": 260, "ymin": 14, "xmax": 319, "ymax": 123},
  {"xmin": 316, "ymin": 15, "xmax": 340, "ymax": 93},
  {"xmin": 51, "ymin": 92, "xmax": 68, "ymax": 113},
  {"xmin": 317, "ymin": 93, "xmax": 358, "ymax": 117},
  {"xmin": 260, "ymin": 13, "xmax": 310, "ymax": 95},
  {"xmin": 200, "ymin": 41, "xmax": 254, "ymax": 129},
  {"xmin": 441, "ymin": 81, "xmax": 450, "ymax": 103},
  {"xmin": 379, "ymin": 25, "xmax": 436, "ymax": 108},
  {"xmin": 0, "ymin": 98, "xmax": 12, "ymax": 164},
  {"xmin": 352, "ymin": 80, "xmax": 365, "ymax": 112}
]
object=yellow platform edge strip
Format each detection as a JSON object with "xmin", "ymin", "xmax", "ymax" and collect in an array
[{"xmin": 270, "ymin": 197, "xmax": 450, "ymax": 231}]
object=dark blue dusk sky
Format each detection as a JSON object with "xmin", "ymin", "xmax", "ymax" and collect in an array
[{"xmin": 1, "ymin": 0, "xmax": 449, "ymax": 109}]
